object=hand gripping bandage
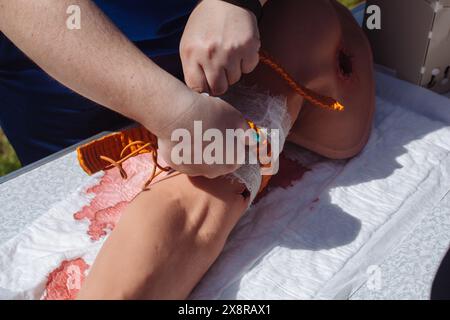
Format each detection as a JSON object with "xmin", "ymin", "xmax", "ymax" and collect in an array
[
  {"xmin": 222, "ymin": 85, "xmax": 292, "ymax": 204},
  {"xmin": 76, "ymin": 86, "xmax": 291, "ymax": 206},
  {"xmin": 77, "ymin": 52, "xmax": 344, "ymax": 203}
]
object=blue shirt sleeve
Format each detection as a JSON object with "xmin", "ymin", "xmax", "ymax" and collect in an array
[{"xmin": 93, "ymin": 0, "xmax": 198, "ymax": 42}]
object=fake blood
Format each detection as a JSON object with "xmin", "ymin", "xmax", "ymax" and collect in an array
[
  {"xmin": 256, "ymin": 154, "xmax": 309, "ymax": 202},
  {"xmin": 74, "ymin": 154, "xmax": 154, "ymax": 241},
  {"xmin": 44, "ymin": 258, "xmax": 89, "ymax": 300}
]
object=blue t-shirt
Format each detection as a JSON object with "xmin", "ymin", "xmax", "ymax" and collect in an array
[
  {"xmin": 0, "ymin": 1, "xmax": 198, "ymax": 164},
  {"xmin": 93, "ymin": 0, "xmax": 197, "ymax": 56},
  {"xmin": 0, "ymin": 0, "xmax": 198, "ymax": 64},
  {"xmin": 94, "ymin": 0, "xmax": 197, "ymax": 41}
]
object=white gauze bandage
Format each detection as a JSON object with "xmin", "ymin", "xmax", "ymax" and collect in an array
[{"xmin": 222, "ymin": 85, "xmax": 292, "ymax": 204}]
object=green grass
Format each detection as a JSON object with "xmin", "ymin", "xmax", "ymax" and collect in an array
[
  {"xmin": 339, "ymin": 0, "xmax": 365, "ymax": 9},
  {"xmin": 0, "ymin": 129, "xmax": 21, "ymax": 177}
]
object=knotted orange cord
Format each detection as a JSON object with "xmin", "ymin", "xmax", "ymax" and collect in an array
[
  {"xmin": 259, "ymin": 51, "xmax": 345, "ymax": 112},
  {"xmin": 78, "ymin": 53, "xmax": 344, "ymax": 191},
  {"xmin": 77, "ymin": 127, "xmax": 171, "ymax": 190},
  {"xmin": 99, "ymin": 140, "xmax": 171, "ymax": 190},
  {"xmin": 247, "ymin": 120, "xmax": 273, "ymax": 193}
]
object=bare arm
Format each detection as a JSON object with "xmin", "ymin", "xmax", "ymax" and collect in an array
[
  {"xmin": 0, "ymin": 0, "xmax": 253, "ymax": 178},
  {"xmin": 76, "ymin": 74, "xmax": 303, "ymax": 300},
  {"xmin": 0, "ymin": 0, "xmax": 194, "ymax": 136}
]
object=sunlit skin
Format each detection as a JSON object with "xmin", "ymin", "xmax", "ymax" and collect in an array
[
  {"xmin": 77, "ymin": 0, "xmax": 375, "ymax": 299},
  {"xmin": 249, "ymin": 0, "xmax": 375, "ymax": 159},
  {"xmin": 293, "ymin": 0, "xmax": 375, "ymax": 159}
]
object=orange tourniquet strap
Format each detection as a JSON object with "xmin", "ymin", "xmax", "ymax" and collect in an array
[
  {"xmin": 259, "ymin": 175, "xmax": 272, "ymax": 193},
  {"xmin": 77, "ymin": 124, "xmax": 272, "ymax": 195},
  {"xmin": 77, "ymin": 126, "xmax": 157, "ymax": 175},
  {"xmin": 76, "ymin": 52, "xmax": 343, "ymax": 194},
  {"xmin": 247, "ymin": 120, "xmax": 273, "ymax": 194},
  {"xmin": 259, "ymin": 51, "xmax": 345, "ymax": 112},
  {"xmin": 75, "ymin": 50, "xmax": 344, "ymax": 193},
  {"xmin": 77, "ymin": 126, "xmax": 172, "ymax": 189}
]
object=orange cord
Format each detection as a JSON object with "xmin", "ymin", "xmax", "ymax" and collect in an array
[
  {"xmin": 98, "ymin": 139, "xmax": 171, "ymax": 190},
  {"xmin": 78, "ymin": 52, "xmax": 344, "ymax": 191},
  {"xmin": 259, "ymin": 51, "xmax": 345, "ymax": 112}
]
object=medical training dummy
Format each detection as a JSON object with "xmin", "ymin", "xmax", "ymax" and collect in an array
[{"xmin": 76, "ymin": 0, "xmax": 375, "ymax": 299}]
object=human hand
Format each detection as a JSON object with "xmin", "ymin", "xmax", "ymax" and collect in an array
[
  {"xmin": 157, "ymin": 92, "xmax": 251, "ymax": 178},
  {"xmin": 180, "ymin": 0, "xmax": 261, "ymax": 96}
]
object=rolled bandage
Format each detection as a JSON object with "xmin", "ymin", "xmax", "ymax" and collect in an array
[
  {"xmin": 76, "ymin": 85, "xmax": 291, "ymax": 199},
  {"xmin": 222, "ymin": 85, "xmax": 292, "ymax": 204}
]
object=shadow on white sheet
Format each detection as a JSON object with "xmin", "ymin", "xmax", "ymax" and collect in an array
[
  {"xmin": 0, "ymin": 72, "xmax": 450, "ymax": 300},
  {"xmin": 189, "ymin": 73, "xmax": 450, "ymax": 299}
]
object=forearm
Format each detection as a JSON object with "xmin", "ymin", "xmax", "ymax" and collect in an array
[{"xmin": 0, "ymin": 0, "xmax": 193, "ymax": 135}]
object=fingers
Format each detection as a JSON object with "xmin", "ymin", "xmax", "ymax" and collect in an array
[
  {"xmin": 182, "ymin": 40, "xmax": 261, "ymax": 96},
  {"xmin": 181, "ymin": 46, "xmax": 227, "ymax": 95},
  {"xmin": 241, "ymin": 48, "xmax": 260, "ymax": 74},
  {"xmin": 224, "ymin": 56, "xmax": 243, "ymax": 87},
  {"xmin": 182, "ymin": 62, "xmax": 210, "ymax": 94},
  {"xmin": 183, "ymin": 54, "xmax": 237, "ymax": 96},
  {"xmin": 203, "ymin": 66, "xmax": 229, "ymax": 96},
  {"xmin": 237, "ymin": 32, "xmax": 261, "ymax": 75}
]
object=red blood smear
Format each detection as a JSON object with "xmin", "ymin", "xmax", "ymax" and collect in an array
[
  {"xmin": 74, "ymin": 154, "xmax": 155, "ymax": 241},
  {"xmin": 80, "ymin": 201, "xmax": 128, "ymax": 241},
  {"xmin": 256, "ymin": 154, "xmax": 309, "ymax": 202},
  {"xmin": 44, "ymin": 258, "xmax": 90, "ymax": 300}
]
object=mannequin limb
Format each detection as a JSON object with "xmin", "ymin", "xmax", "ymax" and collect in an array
[
  {"xmin": 77, "ymin": 88, "xmax": 301, "ymax": 300},
  {"xmin": 257, "ymin": 0, "xmax": 375, "ymax": 159},
  {"xmin": 77, "ymin": 0, "xmax": 375, "ymax": 300}
]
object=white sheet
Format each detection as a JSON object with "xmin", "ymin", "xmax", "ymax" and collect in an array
[
  {"xmin": 191, "ymin": 76, "xmax": 450, "ymax": 299},
  {"xmin": 1, "ymin": 72, "xmax": 450, "ymax": 299}
]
